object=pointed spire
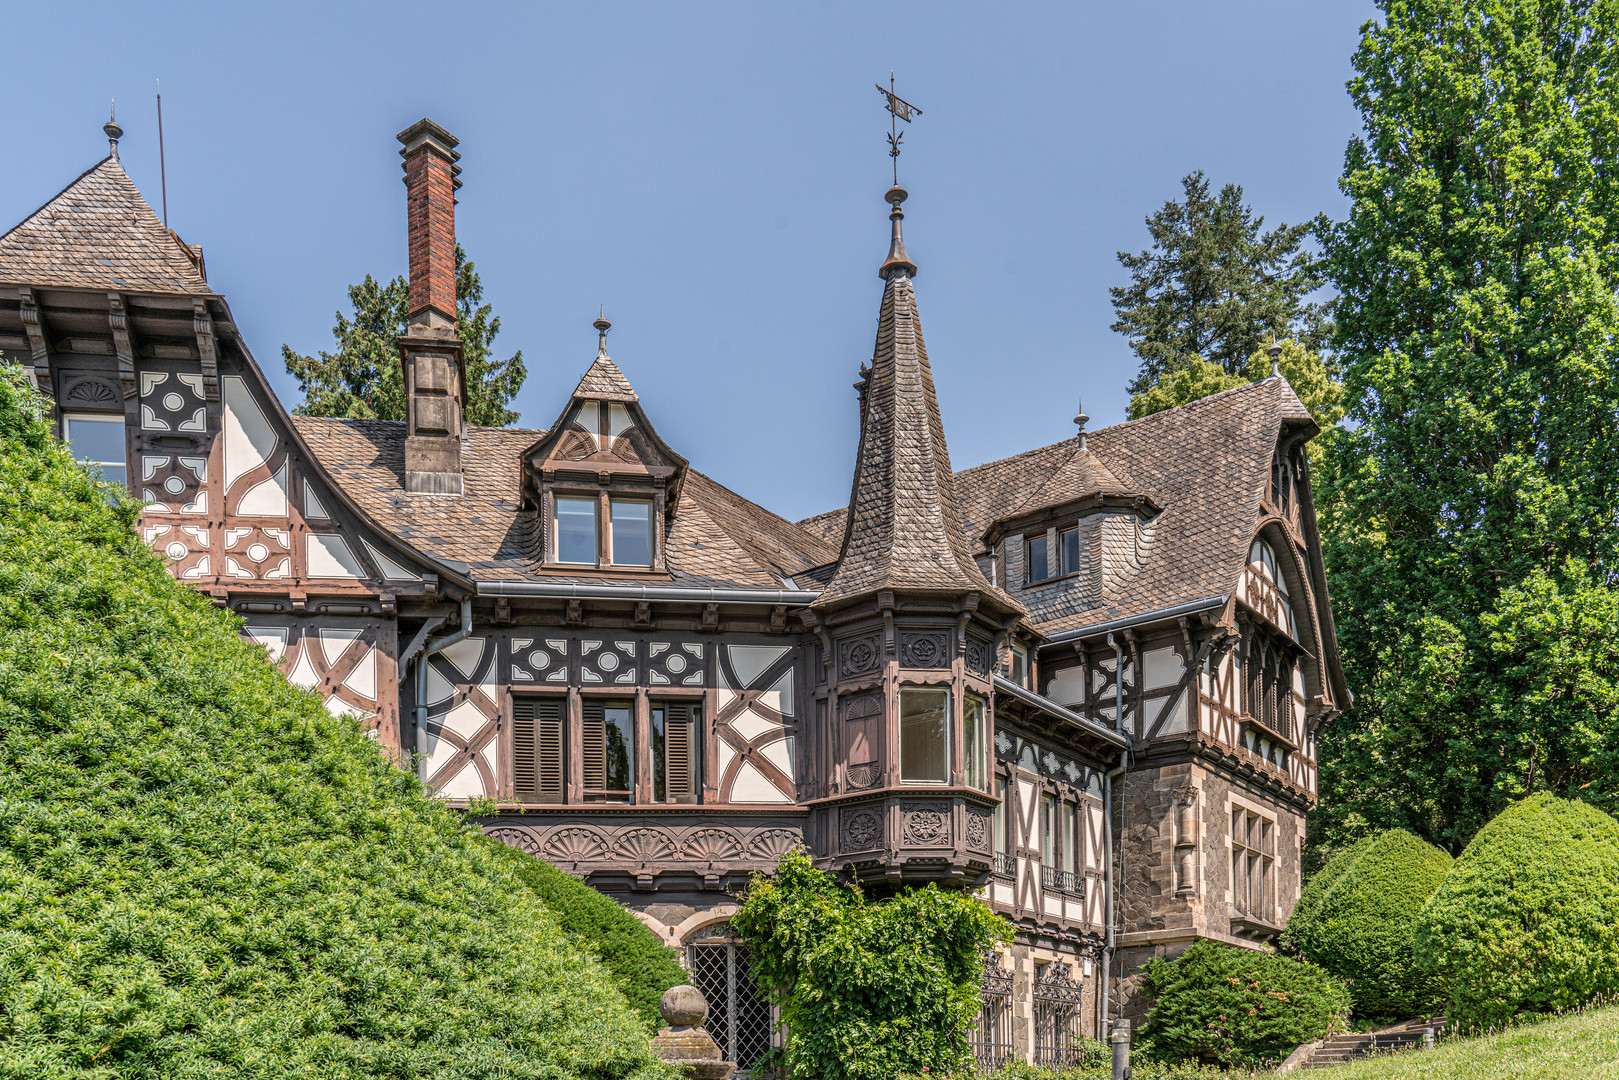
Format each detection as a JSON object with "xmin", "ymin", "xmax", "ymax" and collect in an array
[
  {"xmin": 104, "ymin": 101, "xmax": 122, "ymax": 159},
  {"xmin": 816, "ymin": 188, "xmax": 1021, "ymax": 615},
  {"xmin": 879, "ymin": 186, "xmax": 916, "ymax": 278}
]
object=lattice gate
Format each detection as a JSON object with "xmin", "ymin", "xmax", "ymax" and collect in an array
[
  {"xmin": 1033, "ymin": 960, "xmax": 1086, "ymax": 1067},
  {"xmin": 687, "ymin": 922, "xmax": 775, "ymax": 1071},
  {"xmin": 971, "ymin": 951, "xmax": 1015, "ymax": 1070}
]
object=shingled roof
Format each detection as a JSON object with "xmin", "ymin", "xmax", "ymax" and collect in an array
[
  {"xmin": 292, "ymin": 416, "xmax": 834, "ymax": 588},
  {"xmin": 813, "ymin": 194, "xmax": 1022, "ymax": 615},
  {"xmin": 0, "ymin": 156, "xmax": 209, "ymax": 294},
  {"xmin": 803, "ymin": 377, "xmax": 1316, "ymax": 634}
]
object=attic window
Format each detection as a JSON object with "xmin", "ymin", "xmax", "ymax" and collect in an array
[
  {"xmin": 1060, "ymin": 526, "xmax": 1080, "ymax": 575},
  {"xmin": 1027, "ymin": 534, "xmax": 1050, "ymax": 583},
  {"xmin": 609, "ymin": 499, "xmax": 652, "ymax": 566},
  {"xmin": 555, "ymin": 497, "xmax": 598, "ymax": 563}
]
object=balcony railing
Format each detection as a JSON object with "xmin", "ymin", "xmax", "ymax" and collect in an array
[
  {"xmin": 993, "ymin": 852, "xmax": 1016, "ymax": 879},
  {"xmin": 1041, "ymin": 865, "xmax": 1085, "ymax": 897}
]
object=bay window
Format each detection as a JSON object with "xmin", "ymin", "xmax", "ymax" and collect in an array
[
  {"xmin": 899, "ymin": 686, "xmax": 949, "ymax": 783},
  {"xmin": 964, "ymin": 691, "xmax": 988, "ymax": 791}
]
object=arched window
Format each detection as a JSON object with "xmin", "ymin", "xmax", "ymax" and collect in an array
[
  {"xmin": 686, "ymin": 922, "xmax": 775, "ymax": 1067},
  {"xmin": 1247, "ymin": 539, "xmax": 1296, "ymax": 640}
]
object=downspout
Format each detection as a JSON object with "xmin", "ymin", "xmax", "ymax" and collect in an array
[
  {"xmin": 1103, "ymin": 631, "xmax": 1130, "ymax": 1036},
  {"xmin": 414, "ymin": 597, "xmax": 473, "ymax": 783}
]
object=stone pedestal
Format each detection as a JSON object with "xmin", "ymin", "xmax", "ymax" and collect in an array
[{"xmin": 650, "ymin": 984, "xmax": 735, "ymax": 1079}]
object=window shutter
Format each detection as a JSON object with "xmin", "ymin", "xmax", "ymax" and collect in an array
[
  {"xmin": 664, "ymin": 702, "xmax": 696, "ymax": 802},
  {"xmin": 513, "ymin": 697, "xmax": 564, "ymax": 802},
  {"xmin": 582, "ymin": 699, "xmax": 606, "ymax": 793}
]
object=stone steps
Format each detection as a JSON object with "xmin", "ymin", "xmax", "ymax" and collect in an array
[{"xmin": 1285, "ymin": 1017, "xmax": 1443, "ymax": 1070}]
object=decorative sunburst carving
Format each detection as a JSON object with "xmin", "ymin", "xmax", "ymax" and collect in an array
[
  {"xmin": 746, "ymin": 828, "xmax": 801, "ymax": 861},
  {"xmin": 681, "ymin": 828, "xmax": 744, "ymax": 862},
  {"xmin": 485, "ymin": 826, "xmax": 540, "ymax": 856},
  {"xmin": 542, "ymin": 827, "xmax": 609, "ymax": 863},
  {"xmin": 614, "ymin": 827, "xmax": 677, "ymax": 862}
]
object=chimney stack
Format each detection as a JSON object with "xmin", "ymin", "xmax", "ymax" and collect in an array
[{"xmin": 396, "ymin": 118, "xmax": 466, "ymax": 495}]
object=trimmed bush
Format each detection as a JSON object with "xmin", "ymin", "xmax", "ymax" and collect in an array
[
  {"xmin": 1285, "ymin": 833, "xmax": 1379, "ymax": 946},
  {"xmin": 732, "ymin": 848, "xmax": 1011, "ymax": 1080},
  {"xmin": 1138, "ymin": 939, "xmax": 1350, "ymax": 1069},
  {"xmin": 1414, "ymin": 792, "xmax": 1619, "ymax": 1030},
  {"xmin": 1280, "ymin": 829, "xmax": 1452, "ymax": 1022},
  {"xmin": 0, "ymin": 365, "xmax": 666, "ymax": 1078},
  {"xmin": 477, "ymin": 834, "xmax": 687, "ymax": 1032}
]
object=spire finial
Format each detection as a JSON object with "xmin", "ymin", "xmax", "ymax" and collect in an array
[
  {"xmin": 594, "ymin": 308, "xmax": 611, "ymax": 357},
  {"xmin": 104, "ymin": 100, "xmax": 122, "ymax": 159},
  {"xmin": 875, "ymin": 76, "xmax": 923, "ymax": 278},
  {"xmin": 1074, "ymin": 399, "xmax": 1090, "ymax": 450},
  {"xmin": 1268, "ymin": 340, "xmax": 1282, "ymax": 378}
]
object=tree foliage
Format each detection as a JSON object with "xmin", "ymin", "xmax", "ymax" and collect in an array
[
  {"xmin": 1111, "ymin": 171, "xmax": 1329, "ymax": 397},
  {"xmin": 1279, "ymin": 830, "xmax": 1452, "ymax": 1023},
  {"xmin": 1414, "ymin": 793, "xmax": 1619, "ymax": 1030},
  {"xmin": 282, "ymin": 244, "xmax": 526, "ymax": 426},
  {"xmin": 1126, "ymin": 339, "xmax": 1346, "ymax": 436},
  {"xmin": 730, "ymin": 849, "xmax": 1010, "ymax": 1080},
  {"xmin": 1316, "ymin": 0, "xmax": 1619, "ymax": 850},
  {"xmin": 476, "ymin": 835, "xmax": 687, "ymax": 1034},
  {"xmin": 0, "ymin": 364, "xmax": 661, "ymax": 1079},
  {"xmin": 1137, "ymin": 940, "xmax": 1350, "ymax": 1069}
]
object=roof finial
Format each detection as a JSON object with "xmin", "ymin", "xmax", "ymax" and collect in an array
[
  {"xmin": 1268, "ymin": 340, "xmax": 1282, "ymax": 378},
  {"xmin": 104, "ymin": 100, "xmax": 122, "ymax": 159},
  {"xmin": 594, "ymin": 308, "xmax": 611, "ymax": 357},
  {"xmin": 876, "ymin": 76, "xmax": 922, "ymax": 279},
  {"xmin": 1074, "ymin": 399, "xmax": 1090, "ymax": 451}
]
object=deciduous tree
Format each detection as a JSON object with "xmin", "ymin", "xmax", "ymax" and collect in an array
[{"xmin": 1317, "ymin": 0, "xmax": 1619, "ymax": 850}]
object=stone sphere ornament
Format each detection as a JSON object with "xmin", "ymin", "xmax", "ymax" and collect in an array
[{"xmin": 650, "ymin": 984, "xmax": 734, "ymax": 1079}]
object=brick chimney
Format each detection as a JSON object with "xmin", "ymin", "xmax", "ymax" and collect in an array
[{"xmin": 396, "ymin": 118, "xmax": 466, "ymax": 495}]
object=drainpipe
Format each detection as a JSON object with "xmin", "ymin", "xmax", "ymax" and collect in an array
[
  {"xmin": 1103, "ymin": 632, "xmax": 1130, "ymax": 1037},
  {"xmin": 414, "ymin": 597, "xmax": 473, "ymax": 783}
]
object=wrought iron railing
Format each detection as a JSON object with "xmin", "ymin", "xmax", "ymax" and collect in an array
[
  {"xmin": 1033, "ymin": 960, "xmax": 1087, "ymax": 1067},
  {"xmin": 1041, "ymin": 865, "xmax": 1085, "ymax": 897},
  {"xmin": 993, "ymin": 852, "xmax": 1016, "ymax": 878},
  {"xmin": 971, "ymin": 952, "xmax": 1015, "ymax": 1071}
]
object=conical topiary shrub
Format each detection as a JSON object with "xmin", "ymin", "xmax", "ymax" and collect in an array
[
  {"xmin": 0, "ymin": 365, "xmax": 666, "ymax": 1078},
  {"xmin": 1414, "ymin": 792, "xmax": 1619, "ymax": 1030},
  {"xmin": 1281, "ymin": 830, "xmax": 1451, "ymax": 1023}
]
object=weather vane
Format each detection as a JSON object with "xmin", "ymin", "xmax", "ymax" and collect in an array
[{"xmin": 876, "ymin": 73, "xmax": 922, "ymax": 186}]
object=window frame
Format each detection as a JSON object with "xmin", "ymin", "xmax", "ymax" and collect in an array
[
  {"xmin": 1026, "ymin": 532, "xmax": 1051, "ymax": 584},
  {"xmin": 650, "ymin": 697, "xmax": 701, "ymax": 804},
  {"xmin": 963, "ymin": 690, "xmax": 988, "ymax": 792},
  {"xmin": 1059, "ymin": 525, "xmax": 1080, "ymax": 576},
  {"xmin": 1230, "ymin": 802, "xmax": 1277, "ymax": 925},
  {"xmin": 608, "ymin": 497, "xmax": 654, "ymax": 568},
  {"xmin": 62, "ymin": 412, "xmax": 128, "ymax": 488},
  {"xmin": 553, "ymin": 494, "xmax": 601, "ymax": 566},
  {"xmin": 898, "ymin": 685, "xmax": 951, "ymax": 785}
]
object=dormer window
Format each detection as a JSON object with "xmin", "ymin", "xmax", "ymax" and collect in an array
[
  {"xmin": 1060, "ymin": 525, "xmax": 1080, "ymax": 575},
  {"xmin": 609, "ymin": 499, "xmax": 652, "ymax": 566},
  {"xmin": 555, "ymin": 497, "xmax": 599, "ymax": 564},
  {"xmin": 1027, "ymin": 534, "xmax": 1050, "ymax": 583}
]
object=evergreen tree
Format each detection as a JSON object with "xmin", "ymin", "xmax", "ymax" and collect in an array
[
  {"xmin": 1316, "ymin": 0, "xmax": 1619, "ymax": 851},
  {"xmin": 282, "ymin": 245, "xmax": 526, "ymax": 426},
  {"xmin": 1111, "ymin": 171, "xmax": 1329, "ymax": 396}
]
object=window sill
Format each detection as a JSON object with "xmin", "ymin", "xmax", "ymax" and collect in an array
[{"xmin": 1230, "ymin": 914, "xmax": 1282, "ymax": 940}]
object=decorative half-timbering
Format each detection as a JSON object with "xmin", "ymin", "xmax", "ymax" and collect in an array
[{"xmin": 1, "ymin": 116, "xmax": 1348, "ymax": 1062}]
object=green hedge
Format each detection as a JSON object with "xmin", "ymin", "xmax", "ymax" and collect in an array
[
  {"xmin": 1138, "ymin": 939, "xmax": 1350, "ymax": 1069},
  {"xmin": 1414, "ymin": 792, "xmax": 1619, "ymax": 1030},
  {"xmin": 1280, "ymin": 830, "xmax": 1452, "ymax": 1022},
  {"xmin": 0, "ymin": 365, "xmax": 666, "ymax": 1079},
  {"xmin": 476, "ymin": 834, "xmax": 687, "ymax": 1032}
]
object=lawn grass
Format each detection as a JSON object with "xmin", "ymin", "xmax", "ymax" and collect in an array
[{"xmin": 1309, "ymin": 1005, "xmax": 1619, "ymax": 1080}]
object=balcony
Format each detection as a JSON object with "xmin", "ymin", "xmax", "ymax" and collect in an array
[
  {"xmin": 993, "ymin": 852, "xmax": 1016, "ymax": 878},
  {"xmin": 1040, "ymin": 865, "xmax": 1085, "ymax": 897}
]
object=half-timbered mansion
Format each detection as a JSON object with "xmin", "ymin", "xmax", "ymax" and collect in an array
[{"xmin": 0, "ymin": 116, "xmax": 1348, "ymax": 1069}]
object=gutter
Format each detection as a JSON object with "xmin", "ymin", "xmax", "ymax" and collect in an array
[
  {"xmin": 476, "ymin": 580, "xmax": 821, "ymax": 605},
  {"xmin": 1039, "ymin": 595, "xmax": 1227, "ymax": 648},
  {"xmin": 414, "ymin": 597, "xmax": 473, "ymax": 784},
  {"xmin": 992, "ymin": 674, "xmax": 1129, "ymax": 749}
]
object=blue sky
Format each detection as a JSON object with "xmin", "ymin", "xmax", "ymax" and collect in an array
[{"xmin": 1, "ymin": 1, "xmax": 1377, "ymax": 521}]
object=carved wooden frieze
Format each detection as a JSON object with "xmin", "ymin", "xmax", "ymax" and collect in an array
[
  {"xmin": 837, "ymin": 634, "xmax": 881, "ymax": 679},
  {"xmin": 483, "ymin": 816, "xmax": 803, "ymax": 888},
  {"xmin": 995, "ymin": 726, "xmax": 1103, "ymax": 796},
  {"xmin": 965, "ymin": 807, "xmax": 993, "ymax": 852},
  {"xmin": 840, "ymin": 691, "xmax": 882, "ymax": 788},
  {"xmin": 965, "ymin": 635, "xmax": 993, "ymax": 676},
  {"xmin": 839, "ymin": 806, "xmax": 883, "ymax": 852},
  {"xmin": 899, "ymin": 631, "xmax": 949, "ymax": 669},
  {"xmin": 899, "ymin": 801, "xmax": 951, "ymax": 846}
]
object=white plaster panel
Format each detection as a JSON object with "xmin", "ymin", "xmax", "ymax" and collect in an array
[
  {"xmin": 759, "ymin": 736, "xmax": 795, "ymax": 780},
  {"xmin": 238, "ymin": 462, "xmax": 289, "ymax": 518},
  {"xmin": 362, "ymin": 539, "xmax": 420, "ymax": 582},
  {"xmin": 729, "ymin": 644, "xmax": 790, "ymax": 686},
  {"xmin": 306, "ymin": 533, "xmax": 363, "ymax": 578},
  {"xmin": 318, "ymin": 628, "xmax": 361, "ymax": 668},
  {"xmin": 436, "ymin": 759, "xmax": 485, "ymax": 799},
  {"xmin": 1143, "ymin": 647, "xmax": 1185, "ymax": 690},
  {"xmin": 729, "ymin": 707, "xmax": 779, "ymax": 744},
  {"xmin": 342, "ymin": 647, "xmax": 377, "ymax": 701},
  {"xmin": 442, "ymin": 699, "xmax": 490, "ymax": 742},
  {"xmin": 286, "ymin": 646, "xmax": 321, "ymax": 690},
  {"xmin": 243, "ymin": 625, "xmax": 288, "ymax": 662},
  {"xmin": 223, "ymin": 375, "xmax": 279, "ymax": 490},
  {"xmin": 730, "ymin": 759, "xmax": 790, "ymax": 803},
  {"xmin": 1047, "ymin": 665, "xmax": 1086, "ymax": 707}
]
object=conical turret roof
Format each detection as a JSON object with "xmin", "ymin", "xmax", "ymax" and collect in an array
[{"xmin": 815, "ymin": 191, "xmax": 1022, "ymax": 615}]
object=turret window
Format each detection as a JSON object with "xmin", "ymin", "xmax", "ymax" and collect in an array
[
  {"xmin": 899, "ymin": 686, "xmax": 950, "ymax": 783},
  {"xmin": 964, "ymin": 691, "xmax": 988, "ymax": 791},
  {"xmin": 1060, "ymin": 526, "xmax": 1080, "ymax": 575}
]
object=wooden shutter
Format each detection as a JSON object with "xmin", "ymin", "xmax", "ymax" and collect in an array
[
  {"xmin": 582, "ymin": 699, "xmax": 606, "ymax": 793},
  {"xmin": 663, "ymin": 701, "xmax": 697, "ymax": 803},
  {"xmin": 512, "ymin": 697, "xmax": 564, "ymax": 802}
]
